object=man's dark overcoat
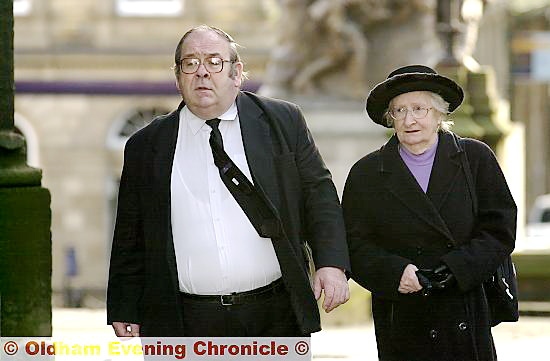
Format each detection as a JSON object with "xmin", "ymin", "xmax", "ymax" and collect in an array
[
  {"xmin": 107, "ymin": 91, "xmax": 350, "ymax": 336},
  {"xmin": 343, "ymin": 131, "xmax": 517, "ymax": 361}
]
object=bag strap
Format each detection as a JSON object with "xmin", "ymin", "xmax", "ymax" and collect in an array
[
  {"xmin": 208, "ymin": 91, "xmax": 299, "ymax": 239},
  {"xmin": 206, "ymin": 92, "xmax": 291, "ymax": 238},
  {"xmin": 209, "ymin": 134, "xmax": 282, "ymax": 235},
  {"xmin": 453, "ymin": 133, "xmax": 478, "ymax": 217}
]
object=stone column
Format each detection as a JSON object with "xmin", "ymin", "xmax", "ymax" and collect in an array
[
  {"xmin": 435, "ymin": 0, "xmax": 510, "ymax": 146},
  {"xmin": 0, "ymin": 0, "xmax": 52, "ymax": 336}
]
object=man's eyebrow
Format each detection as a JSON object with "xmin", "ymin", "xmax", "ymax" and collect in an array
[{"xmin": 181, "ymin": 52, "xmax": 222, "ymax": 58}]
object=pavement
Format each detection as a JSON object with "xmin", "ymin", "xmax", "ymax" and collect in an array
[{"xmin": 52, "ymin": 308, "xmax": 550, "ymax": 360}]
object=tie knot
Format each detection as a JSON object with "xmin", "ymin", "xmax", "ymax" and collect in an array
[{"xmin": 206, "ymin": 118, "xmax": 221, "ymax": 129}]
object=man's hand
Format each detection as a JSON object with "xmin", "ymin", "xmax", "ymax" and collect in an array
[
  {"xmin": 398, "ymin": 264, "xmax": 423, "ymax": 294},
  {"xmin": 313, "ymin": 266, "xmax": 350, "ymax": 313},
  {"xmin": 112, "ymin": 322, "xmax": 140, "ymax": 337}
]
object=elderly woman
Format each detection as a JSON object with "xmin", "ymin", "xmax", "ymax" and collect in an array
[{"xmin": 342, "ymin": 65, "xmax": 517, "ymax": 361}]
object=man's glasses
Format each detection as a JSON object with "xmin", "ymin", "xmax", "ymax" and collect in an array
[
  {"xmin": 389, "ymin": 106, "xmax": 433, "ymax": 121},
  {"xmin": 177, "ymin": 57, "xmax": 232, "ymax": 74}
]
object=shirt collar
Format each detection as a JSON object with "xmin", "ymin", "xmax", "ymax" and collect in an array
[{"xmin": 183, "ymin": 102, "xmax": 238, "ymax": 135}]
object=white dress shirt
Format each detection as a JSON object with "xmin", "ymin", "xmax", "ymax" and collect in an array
[{"xmin": 170, "ymin": 102, "xmax": 282, "ymax": 295}]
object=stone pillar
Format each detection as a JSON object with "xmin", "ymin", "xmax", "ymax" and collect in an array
[
  {"xmin": 0, "ymin": 0, "xmax": 52, "ymax": 336},
  {"xmin": 435, "ymin": 0, "xmax": 510, "ymax": 146},
  {"xmin": 467, "ymin": 68, "xmax": 511, "ymax": 149},
  {"xmin": 437, "ymin": 65, "xmax": 485, "ymax": 139}
]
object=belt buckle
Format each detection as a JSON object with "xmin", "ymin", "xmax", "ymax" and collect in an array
[{"xmin": 220, "ymin": 294, "xmax": 234, "ymax": 306}]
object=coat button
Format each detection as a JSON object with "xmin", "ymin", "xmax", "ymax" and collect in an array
[
  {"xmin": 429, "ymin": 329, "xmax": 438, "ymax": 339},
  {"xmin": 416, "ymin": 246, "xmax": 423, "ymax": 255},
  {"xmin": 458, "ymin": 322, "xmax": 468, "ymax": 331},
  {"xmin": 446, "ymin": 243, "xmax": 453, "ymax": 249}
]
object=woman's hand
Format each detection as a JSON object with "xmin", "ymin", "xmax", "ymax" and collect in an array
[{"xmin": 398, "ymin": 264, "xmax": 423, "ymax": 294}]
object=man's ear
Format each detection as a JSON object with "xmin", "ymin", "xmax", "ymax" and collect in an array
[
  {"xmin": 233, "ymin": 62, "xmax": 244, "ymax": 87},
  {"xmin": 175, "ymin": 79, "xmax": 181, "ymax": 92}
]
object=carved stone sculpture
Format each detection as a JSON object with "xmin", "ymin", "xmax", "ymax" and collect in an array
[{"xmin": 260, "ymin": 0, "xmax": 435, "ymax": 99}]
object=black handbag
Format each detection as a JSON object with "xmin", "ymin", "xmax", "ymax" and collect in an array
[
  {"xmin": 455, "ymin": 134, "xmax": 519, "ymax": 326},
  {"xmin": 483, "ymin": 256, "xmax": 519, "ymax": 326}
]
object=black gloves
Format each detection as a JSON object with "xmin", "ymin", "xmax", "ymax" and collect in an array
[
  {"xmin": 416, "ymin": 270, "xmax": 433, "ymax": 296},
  {"xmin": 416, "ymin": 264, "xmax": 456, "ymax": 296},
  {"xmin": 431, "ymin": 264, "xmax": 455, "ymax": 289}
]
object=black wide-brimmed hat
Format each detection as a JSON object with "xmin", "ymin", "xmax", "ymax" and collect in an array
[{"xmin": 366, "ymin": 65, "xmax": 464, "ymax": 127}]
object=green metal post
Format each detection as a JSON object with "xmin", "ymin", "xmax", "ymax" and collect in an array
[{"xmin": 0, "ymin": 0, "xmax": 52, "ymax": 336}]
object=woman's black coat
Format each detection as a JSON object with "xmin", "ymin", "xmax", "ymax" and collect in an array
[{"xmin": 342, "ymin": 131, "xmax": 517, "ymax": 361}]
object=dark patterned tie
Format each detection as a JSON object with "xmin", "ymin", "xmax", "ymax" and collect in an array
[{"xmin": 206, "ymin": 118, "xmax": 223, "ymax": 148}]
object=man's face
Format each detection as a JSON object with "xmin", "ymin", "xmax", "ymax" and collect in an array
[{"xmin": 175, "ymin": 29, "xmax": 243, "ymax": 120}]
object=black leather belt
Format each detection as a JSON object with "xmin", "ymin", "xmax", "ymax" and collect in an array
[{"xmin": 180, "ymin": 278, "xmax": 285, "ymax": 306}]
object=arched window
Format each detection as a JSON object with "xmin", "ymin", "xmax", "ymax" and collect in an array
[{"xmin": 106, "ymin": 107, "xmax": 170, "ymax": 151}]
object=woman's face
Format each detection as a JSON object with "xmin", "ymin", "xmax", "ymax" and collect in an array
[{"xmin": 389, "ymin": 91, "xmax": 441, "ymax": 154}]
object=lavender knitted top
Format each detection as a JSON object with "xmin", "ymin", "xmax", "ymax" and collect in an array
[{"xmin": 398, "ymin": 138, "xmax": 439, "ymax": 193}]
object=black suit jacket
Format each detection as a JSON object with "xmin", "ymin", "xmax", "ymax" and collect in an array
[{"xmin": 107, "ymin": 91, "xmax": 350, "ymax": 336}]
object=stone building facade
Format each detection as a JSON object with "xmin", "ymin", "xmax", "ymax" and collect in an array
[{"xmin": 14, "ymin": 0, "xmax": 282, "ymax": 306}]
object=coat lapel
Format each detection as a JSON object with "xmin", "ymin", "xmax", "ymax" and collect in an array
[
  {"xmin": 426, "ymin": 132, "xmax": 463, "ymax": 212},
  {"xmin": 380, "ymin": 134, "xmax": 456, "ymax": 241},
  {"xmin": 151, "ymin": 106, "xmax": 180, "ymax": 213},
  {"xmin": 150, "ymin": 104, "xmax": 181, "ymax": 290},
  {"xmin": 236, "ymin": 93, "xmax": 281, "ymax": 212}
]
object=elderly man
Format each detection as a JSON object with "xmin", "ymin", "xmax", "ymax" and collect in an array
[{"xmin": 107, "ymin": 25, "xmax": 350, "ymax": 337}]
